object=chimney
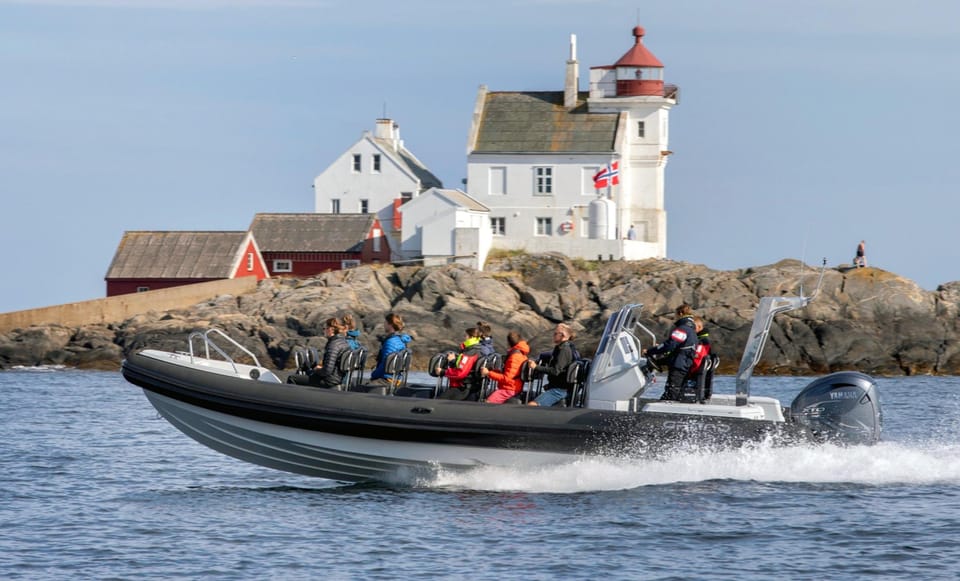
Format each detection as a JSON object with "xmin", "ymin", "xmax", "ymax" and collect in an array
[
  {"xmin": 375, "ymin": 118, "xmax": 400, "ymax": 150},
  {"xmin": 564, "ymin": 34, "xmax": 579, "ymax": 109}
]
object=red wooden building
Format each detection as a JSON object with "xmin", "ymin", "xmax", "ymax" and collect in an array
[
  {"xmin": 104, "ymin": 231, "xmax": 269, "ymax": 297},
  {"xmin": 248, "ymin": 213, "xmax": 391, "ymax": 277}
]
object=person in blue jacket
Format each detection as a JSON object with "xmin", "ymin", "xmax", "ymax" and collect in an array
[
  {"xmin": 370, "ymin": 312, "xmax": 412, "ymax": 385},
  {"xmin": 476, "ymin": 320, "xmax": 495, "ymax": 356},
  {"xmin": 643, "ymin": 303, "xmax": 698, "ymax": 401},
  {"xmin": 342, "ymin": 313, "xmax": 363, "ymax": 350}
]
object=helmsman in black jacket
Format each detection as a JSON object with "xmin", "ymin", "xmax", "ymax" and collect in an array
[{"xmin": 644, "ymin": 304, "xmax": 699, "ymax": 401}]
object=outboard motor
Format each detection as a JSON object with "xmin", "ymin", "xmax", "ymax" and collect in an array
[{"xmin": 789, "ymin": 372, "xmax": 882, "ymax": 445}]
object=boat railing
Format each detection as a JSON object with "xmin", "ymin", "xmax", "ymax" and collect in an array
[{"xmin": 188, "ymin": 328, "xmax": 263, "ymax": 374}]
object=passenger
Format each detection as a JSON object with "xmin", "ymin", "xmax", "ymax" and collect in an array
[
  {"xmin": 481, "ymin": 331, "xmax": 530, "ymax": 404},
  {"xmin": 342, "ymin": 313, "xmax": 363, "ymax": 350},
  {"xmin": 370, "ymin": 312, "xmax": 412, "ymax": 387},
  {"xmin": 527, "ymin": 323, "xmax": 578, "ymax": 407},
  {"xmin": 476, "ymin": 320, "xmax": 496, "ymax": 356},
  {"xmin": 643, "ymin": 303, "xmax": 698, "ymax": 401},
  {"xmin": 687, "ymin": 316, "xmax": 711, "ymax": 378},
  {"xmin": 438, "ymin": 327, "xmax": 485, "ymax": 401},
  {"xmin": 287, "ymin": 317, "xmax": 351, "ymax": 388}
]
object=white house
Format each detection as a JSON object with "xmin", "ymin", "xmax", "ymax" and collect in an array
[
  {"xmin": 399, "ymin": 188, "xmax": 491, "ymax": 270},
  {"xmin": 465, "ymin": 26, "xmax": 678, "ymax": 261},
  {"xmin": 313, "ymin": 119, "xmax": 442, "ymax": 261}
]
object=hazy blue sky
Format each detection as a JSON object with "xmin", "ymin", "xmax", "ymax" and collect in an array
[{"xmin": 3, "ymin": 0, "xmax": 958, "ymax": 313}]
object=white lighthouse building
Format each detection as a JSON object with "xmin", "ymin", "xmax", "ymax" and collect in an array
[{"xmin": 465, "ymin": 26, "xmax": 678, "ymax": 260}]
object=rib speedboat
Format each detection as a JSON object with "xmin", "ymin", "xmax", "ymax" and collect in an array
[{"xmin": 121, "ymin": 264, "xmax": 881, "ymax": 483}]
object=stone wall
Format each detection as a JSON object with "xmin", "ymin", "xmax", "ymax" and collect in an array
[{"xmin": 0, "ymin": 277, "xmax": 258, "ymax": 334}]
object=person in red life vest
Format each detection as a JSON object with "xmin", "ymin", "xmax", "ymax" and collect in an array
[
  {"xmin": 481, "ymin": 331, "xmax": 530, "ymax": 404},
  {"xmin": 438, "ymin": 328, "xmax": 485, "ymax": 401},
  {"xmin": 643, "ymin": 303, "xmax": 698, "ymax": 401},
  {"xmin": 687, "ymin": 316, "xmax": 711, "ymax": 378}
]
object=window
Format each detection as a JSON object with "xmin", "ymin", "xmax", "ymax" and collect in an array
[
  {"xmin": 136, "ymin": 286, "xmax": 150, "ymax": 293},
  {"xmin": 246, "ymin": 252, "xmax": 254, "ymax": 271},
  {"xmin": 400, "ymin": 192, "xmax": 413, "ymax": 204},
  {"xmin": 637, "ymin": 121, "xmax": 645, "ymax": 138},
  {"xmin": 490, "ymin": 217, "xmax": 505, "ymax": 236},
  {"xmin": 489, "ymin": 167, "xmax": 506, "ymax": 195},
  {"xmin": 352, "ymin": 154, "xmax": 361, "ymax": 172},
  {"xmin": 273, "ymin": 260, "xmax": 292, "ymax": 273},
  {"xmin": 372, "ymin": 228, "xmax": 381, "ymax": 252},
  {"xmin": 534, "ymin": 167, "xmax": 553, "ymax": 195},
  {"xmin": 341, "ymin": 259, "xmax": 361, "ymax": 269},
  {"xmin": 536, "ymin": 217, "xmax": 553, "ymax": 236},
  {"xmin": 331, "ymin": 199, "xmax": 340, "ymax": 213},
  {"xmin": 359, "ymin": 199, "xmax": 369, "ymax": 214},
  {"xmin": 372, "ymin": 154, "xmax": 381, "ymax": 173}
]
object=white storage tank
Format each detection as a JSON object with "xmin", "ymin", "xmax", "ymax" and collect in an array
[{"xmin": 588, "ymin": 197, "xmax": 617, "ymax": 240}]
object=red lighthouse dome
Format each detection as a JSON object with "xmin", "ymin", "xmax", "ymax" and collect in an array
[{"xmin": 613, "ymin": 26, "xmax": 665, "ymax": 97}]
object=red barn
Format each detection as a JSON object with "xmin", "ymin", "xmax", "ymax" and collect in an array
[
  {"xmin": 104, "ymin": 231, "xmax": 269, "ymax": 297},
  {"xmin": 249, "ymin": 213, "xmax": 391, "ymax": 277}
]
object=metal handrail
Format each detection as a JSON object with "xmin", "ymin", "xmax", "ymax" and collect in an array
[{"xmin": 187, "ymin": 327, "xmax": 262, "ymax": 374}]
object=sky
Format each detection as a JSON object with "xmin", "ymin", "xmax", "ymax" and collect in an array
[{"xmin": 2, "ymin": 0, "xmax": 959, "ymax": 313}]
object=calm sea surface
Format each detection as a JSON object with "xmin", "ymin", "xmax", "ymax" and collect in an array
[{"xmin": 2, "ymin": 369, "xmax": 960, "ymax": 580}]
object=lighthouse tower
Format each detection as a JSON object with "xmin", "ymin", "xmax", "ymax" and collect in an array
[{"xmin": 589, "ymin": 26, "xmax": 678, "ymax": 259}]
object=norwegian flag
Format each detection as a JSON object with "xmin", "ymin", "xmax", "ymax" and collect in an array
[{"xmin": 592, "ymin": 161, "xmax": 620, "ymax": 189}]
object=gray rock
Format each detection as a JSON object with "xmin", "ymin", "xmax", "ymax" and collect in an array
[{"xmin": 2, "ymin": 255, "xmax": 958, "ymax": 375}]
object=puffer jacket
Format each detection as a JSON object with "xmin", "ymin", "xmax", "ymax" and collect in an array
[
  {"xmin": 371, "ymin": 332, "xmax": 413, "ymax": 380},
  {"xmin": 487, "ymin": 340, "xmax": 530, "ymax": 394},
  {"xmin": 312, "ymin": 334, "xmax": 351, "ymax": 388}
]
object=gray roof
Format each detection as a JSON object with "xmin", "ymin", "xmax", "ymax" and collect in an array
[
  {"xmin": 250, "ymin": 213, "xmax": 376, "ymax": 253},
  {"xmin": 105, "ymin": 231, "xmax": 246, "ymax": 279},
  {"xmin": 431, "ymin": 189, "xmax": 489, "ymax": 212},
  {"xmin": 473, "ymin": 91, "xmax": 619, "ymax": 153},
  {"xmin": 372, "ymin": 137, "xmax": 443, "ymax": 190}
]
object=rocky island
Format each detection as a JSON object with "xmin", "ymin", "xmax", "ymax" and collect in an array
[{"xmin": 2, "ymin": 254, "xmax": 958, "ymax": 375}]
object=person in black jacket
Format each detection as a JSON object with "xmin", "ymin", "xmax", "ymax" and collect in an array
[
  {"xmin": 528, "ymin": 323, "xmax": 578, "ymax": 407},
  {"xmin": 644, "ymin": 304, "xmax": 698, "ymax": 401},
  {"xmin": 288, "ymin": 317, "xmax": 351, "ymax": 389}
]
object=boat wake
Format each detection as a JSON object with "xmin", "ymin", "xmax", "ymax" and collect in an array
[{"xmin": 422, "ymin": 440, "xmax": 960, "ymax": 493}]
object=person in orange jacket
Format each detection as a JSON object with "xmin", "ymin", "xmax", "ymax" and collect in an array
[{"xmin": 481, "ymin": 331, "xmax": 530, "ymax": 404}]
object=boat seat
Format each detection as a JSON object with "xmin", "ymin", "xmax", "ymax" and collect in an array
[
  {"xmin": 518, "ymin": 359, "xmax": 543, "ymax": 403},
  {"xmin": 679, "ymin": 354, "xmax": 719, "ymax": 403},
  {"xmin": 383, "ymin": 348, "xmax": 412, "ymax": 394},
  {"xmin": 475, "ymin": 353, "xmax": 503, "ymax": 402},
  {"xmin": 566, "ymin": 358, "xmax": 592, "ymax": 408}
]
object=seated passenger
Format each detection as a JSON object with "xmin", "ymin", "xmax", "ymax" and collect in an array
[
  {"xmin": 528, "ymin": 323, "xmax": 579, "ymax": 407},
  {"xmin": 342, "ymin": 313, "xmax": 363, "ymax": 350},
  {"xmin": 370, "ymin": 312, "xmax": 412, "ymax": 387},
  {"xmin": 438, "ymin": 328, "xmax": 484, "ymax": 400},
  {"xmin": 287, "ymin": 317, "xmax": 351, "ymax": 388},
  {"xmin": 476, "ymin": 320, "xmax": 496, "ymax": 356},
  {"xmin": 687, "ymin": 316, "xmax": 711, "ymax": 378},
  {"xmin": 481, "ymin": 331, "xmax": 530, "ymax": 404}
]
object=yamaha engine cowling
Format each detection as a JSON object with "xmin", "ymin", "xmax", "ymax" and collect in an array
[{"xmin": 789, "ymin": 371, "xmax": 882, "ymax": 445}]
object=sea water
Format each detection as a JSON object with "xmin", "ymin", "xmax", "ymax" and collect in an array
[{"xmin": 2, "ymin": 370, "xmax": 959, "ymax": 580}]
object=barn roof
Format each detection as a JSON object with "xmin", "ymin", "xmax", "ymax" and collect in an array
[
  {"xmin": 105, "ymin": 231, "xmax": 247, "ymax": 279},
  {"xmin": 249, "ymin": 213, "xmax": 377, "ymax": 253}
]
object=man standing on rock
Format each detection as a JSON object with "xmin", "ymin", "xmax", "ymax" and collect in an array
[
  {"xmin": 854, "ymin": 240, "xmax": 867, "ymax": 268},
  {"xmin": 643, "ymin": 304, "xmax": 698, "ymax": 401}
]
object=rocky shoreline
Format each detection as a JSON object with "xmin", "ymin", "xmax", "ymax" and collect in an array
[{"xmin": 2, "ymin": 254, "xmax": 959, "ymax": 375}]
